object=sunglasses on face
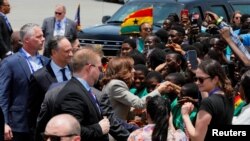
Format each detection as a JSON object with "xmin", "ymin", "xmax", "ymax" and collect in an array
[
  {"xmin": 42, "ymin": 133, "xmax": 76, "ymax": 141},
  {"xmin": 194, "ymin": 76, "xmax": 211, "ymax": 83},
  {"xmin": 55, "ymin": 12, "xmax": 62, "ymax": 15}
]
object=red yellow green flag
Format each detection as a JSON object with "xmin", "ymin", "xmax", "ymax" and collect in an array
[
  {"xmin": 234, "ymin": 94, "xmax": 246, "ymax": 116},
  {"xmin": 120, "ymin": 7, "xmax": 153, "ymax": 35}
]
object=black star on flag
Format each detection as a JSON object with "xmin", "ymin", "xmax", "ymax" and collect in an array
[{"xmin": 133, "ymin": 18, "xmax": 138, "ymax": 25}]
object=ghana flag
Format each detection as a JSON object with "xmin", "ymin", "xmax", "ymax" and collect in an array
[
  {"xmin": 234, "ymin": 94, "xmax": 246, "ymax": 116},
  {"xmin": 120, "ymin": 7, "xmax": 153, "ymax": 35}
]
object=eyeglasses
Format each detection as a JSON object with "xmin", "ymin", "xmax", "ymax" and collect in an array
[
  {"xmin": 143, "ymin": 27, "xmax": 152, "ymax": 31},
  {"xmin": 42, "ymin": 133, "xmax": 77, "ymax": 141},
  {"xmin": 89, "ymin": 64, "xmax": 103, "ymax": 72},
  {"xmin": 194, "ymin": 76, "xmax": 211, "ymax": 83},
  {"xmin": 55, "ymin": 12, "xmax": 62, "ymax": 15}
]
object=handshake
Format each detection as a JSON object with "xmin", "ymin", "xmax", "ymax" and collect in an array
[{"xmin": 178, "ymin": 96, "xmax": 199, "ymax": 107}]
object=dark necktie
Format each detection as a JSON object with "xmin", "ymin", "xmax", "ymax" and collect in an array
[
  {"xmin": 89, "ymin": 89, "xmax": 101, "ymax": 114},
  {"xmin": 60, "ymin": 68, "xmax": 68, "ymax": 81}
]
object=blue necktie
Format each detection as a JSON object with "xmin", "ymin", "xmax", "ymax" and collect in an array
[
  {"xmin": 56, "ymin": 21, "xmax": 61, "ymax": 30},
  {"xmin": 89, "ymin": 89, "xmax": 101, "ymax": 114}
]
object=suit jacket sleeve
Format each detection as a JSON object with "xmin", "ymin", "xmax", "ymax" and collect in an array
[
  {"xmin": 0, "ymin": 17, "xmax": 9, "ymax": 57},
  {"xmin": 68, "ymin": 19, "xmax": 77, "ymax": 38},
  {"xmin": 110, "ymin": 80, "xmax": 160, "ymax": 109},
  {"xmin": 42, "ymin": 18, "xmax": 48, "ymax": 35},
  {"xmin": 100, "ymin": 93, "xmax": 130, "ymax": 141},
  {"xmin": 59, "ymin": 91, "xmax": 104, "ymax": 140},
  {"xmin": 28, "ymin": 74, "xmax": 45, "ymax": 130},
  {"xmin": 0, "ymin": 59, "xmax": 12, "ymax": 123}
]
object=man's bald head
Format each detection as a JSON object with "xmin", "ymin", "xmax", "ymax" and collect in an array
[{"xmin": 45, "ymin": 114, "xmax": 81, "ymax": 141}]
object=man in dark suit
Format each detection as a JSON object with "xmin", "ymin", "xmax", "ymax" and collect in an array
[
  {"xmin": 51, "ymin": 48, "xmax": 110, "ymax": 141},
  {"xmin": 0, "ymin": 0, "xmax": 13, "ymax": 59},
  {"xmin": 35, "ymin": 82, "xmax": 67, "ymax": 141},
  {"xmin": 28, "ymin": 36, "xmax": 73, "ymax": 133},
  {"xmin": 42, "ymin": 4, "xmax": 77, "ymax": 57},
  {"xmin": 0, "ymin": 23, "xmax": 49, "ymax": 141},
  {"xmin": 36, "ymin": 81, "xmax": 132, "ymax": 141}
]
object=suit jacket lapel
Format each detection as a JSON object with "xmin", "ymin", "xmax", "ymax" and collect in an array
[
  {"xmin": 72, "ymin": 78, "xmax": 102, "ymax": 118},
  {"xmin": 51, "ymin": 18, "xmax": 56, "ymax": 33},
  {"xmin": 46, "ymin": 61, "xmax": 57, "ymax": 83},
  {"xmin": 17, "ymin": 52, "xmax": 32, "ymax": 80},
  {"xmin": 40, "ymin": 56, "xmax": 48, "ymax": 66}
]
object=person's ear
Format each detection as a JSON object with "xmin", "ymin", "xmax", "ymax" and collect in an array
[
  {"xmin": 213, "ymin": 76, "xmax": 220, "ymax": 86},
  {"xmin": 74, "ymin": 135, "xmax": 81, "ymax": 141}
]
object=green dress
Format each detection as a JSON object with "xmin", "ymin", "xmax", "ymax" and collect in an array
[{"xmin": 171, "ymin": 98, "xmax": 198, "ymax": 131}]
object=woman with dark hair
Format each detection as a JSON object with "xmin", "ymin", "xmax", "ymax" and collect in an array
[
  {"xmin": 101, "ymin": 57, "xmax": 171, "ymax": 120},
  {"xmin": 181, "ymin": 59, "xmax": 234, "ymax": 141},
  {"xmin": 233, "ymin": 70, "xmax": 250, "ymax": 124},
  {"xmin": 128, "ymin": 95, "xmax": 187, "ymax": 141}
]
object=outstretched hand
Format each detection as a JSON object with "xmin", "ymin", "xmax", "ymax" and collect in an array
[
  {"xmin": 166, "ymin": 43, "xmax": 185, "ymax": 55},
  {"xmin": 219, "ymin": 27, "xmax": 231, "ymax": 40}
]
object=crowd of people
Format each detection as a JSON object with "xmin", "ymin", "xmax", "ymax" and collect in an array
[{"xmin": 0, "ymin": 0, "xmax": 250, "ymax": 141}]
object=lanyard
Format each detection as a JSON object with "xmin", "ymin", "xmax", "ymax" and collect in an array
[
  {"xmin": 208, "ymin": 87, "xmax": 221, "ymax": 96},
  {"xmin": 19, "ymin": 49, "xmax": 41, "ymax": 73}
]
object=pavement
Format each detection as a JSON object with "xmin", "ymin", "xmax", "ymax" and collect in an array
[{"xmin": 8, "ymin": 0, "xmax": 122, "ymax": 30}]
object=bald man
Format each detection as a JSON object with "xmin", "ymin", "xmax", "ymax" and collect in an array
[{"xmin": 44, "ymin": 114, "xmax": 81, "ymax": 141}]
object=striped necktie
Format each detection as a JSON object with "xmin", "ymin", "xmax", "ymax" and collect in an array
[{"xmin": 89, "ymin": 89, "xmax": 101, "ymax": 114}]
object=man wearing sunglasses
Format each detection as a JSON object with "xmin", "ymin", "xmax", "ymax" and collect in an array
[
  {"xmin": 44, "ymin": 114, "xmax": 81, "ymax": 141},
  {"xmin": 42, "ymin": 4, "xmax": 77, "ymax": 57}
]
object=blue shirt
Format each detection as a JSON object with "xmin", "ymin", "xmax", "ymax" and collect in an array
[
  {"xmin": 240, "ymin": 34, "xmax": 250, "ymax": 47},
  {"xmin": 218, "ymin": 22, "xmax": 250, "ymax": 59},
  {"xmin": 50, "ymin": 60, "xmax": 71, "ymax": 82},
  {"xmin": 75, "ymin": 76, "xmax": 91, "ymax": 92},
  {"xmin": 53, "ymin": 18, "xmax": 66, "ymax": 36},
  {"xmin": 21, "ymin": 48, "xmax": 43, "ymax": 73}
]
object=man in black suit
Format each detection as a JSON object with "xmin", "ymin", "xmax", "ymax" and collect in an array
[
  {"xmin": 0, "ymin": 0, "xmax": 13, "ymax": 59},
  {"xmin": 36, "ymin": 82, "xmax": 132, "ymax": 141},
  {"xmin": 28, "ymin": 36, "xmax": 73, "ymax": 133},
  {"xmin": 52, "ymin": 48, "xmax": 110, "ymax": 141}
]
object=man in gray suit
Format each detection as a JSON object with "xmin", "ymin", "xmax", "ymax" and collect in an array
[{"xmin": 42, "ymin": 4, "xmax": 77, "ymax": 57}]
